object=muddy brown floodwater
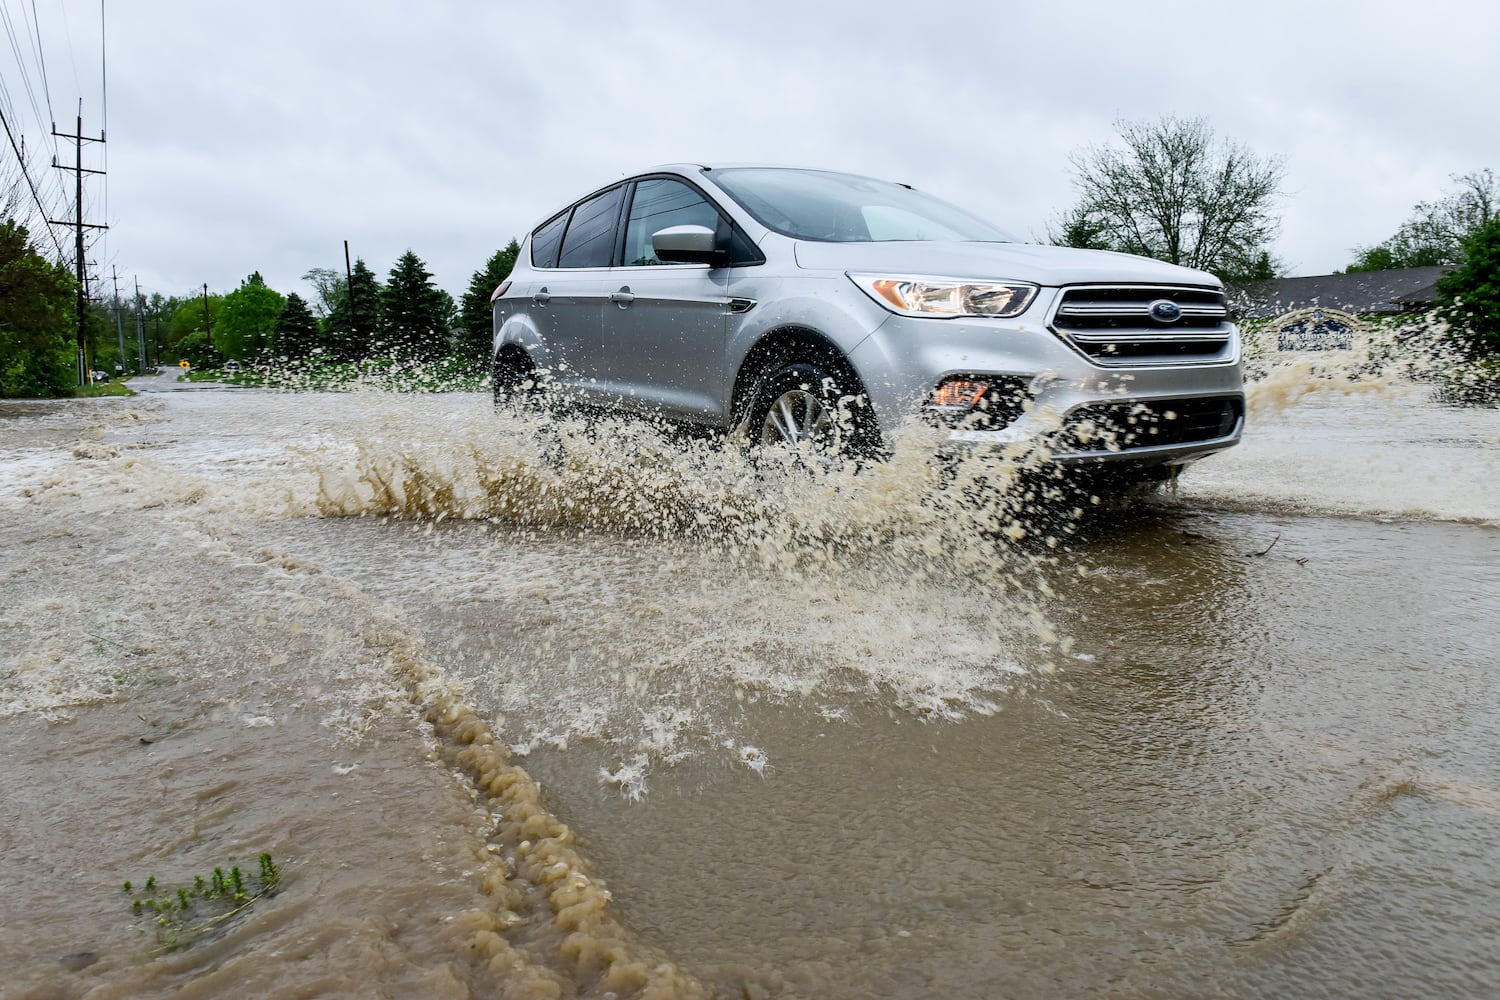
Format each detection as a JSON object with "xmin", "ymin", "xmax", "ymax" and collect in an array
[{"xmin": 2, "ymin": 369, "xmax": 1497, "ymax": 998}]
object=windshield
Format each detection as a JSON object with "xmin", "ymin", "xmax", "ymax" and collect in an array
[{"xmin": 709, "ymin": 167, "xmax": 1014, "ymax": 243}]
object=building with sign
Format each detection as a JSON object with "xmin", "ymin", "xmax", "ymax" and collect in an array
[{"xmin": 1234, "ymin": 266, "xmax": 1449, "ymax": 351}]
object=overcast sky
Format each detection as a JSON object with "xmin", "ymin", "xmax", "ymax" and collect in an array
[{"xmin": 6, "ymin": 0, "xmax": 1498, "ymax": 304}]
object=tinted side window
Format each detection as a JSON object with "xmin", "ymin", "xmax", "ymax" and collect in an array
[
  {"xmin": 558, "ymin": 185, "xmax": 625, "ymax": 268},
  {"xmin": 623, "ymin": 179, "xmax": 721, "ymax": 266},
  {"xmin": 530, "ymin": 212, "xmax": 569, "ymax": 269}
]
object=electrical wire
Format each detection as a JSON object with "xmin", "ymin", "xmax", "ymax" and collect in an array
[
  {"xmin": 0, "ymin": 0, "xmax": 69, "ymax": 252},
  {"xmin": 0, "ymin": 102, "xmax": 66, "ymax": 258},
  {"xmin": 27, "ymin": 0, "xmax": 52, "ymax": 128}
]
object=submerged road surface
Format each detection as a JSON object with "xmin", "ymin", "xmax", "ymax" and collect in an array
[{"xmin": 2, "ymin": 374, "xmax": 1498, "ymax": 998}]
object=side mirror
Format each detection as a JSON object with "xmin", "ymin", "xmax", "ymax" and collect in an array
[{"xmin": 652, "ymin": 225, "xmax": 728, "ymax": 267}]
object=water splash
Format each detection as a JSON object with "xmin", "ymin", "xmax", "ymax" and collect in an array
[{"xmin": 305, "ymin": 395, "xmax": 1085, "ymax": 791}]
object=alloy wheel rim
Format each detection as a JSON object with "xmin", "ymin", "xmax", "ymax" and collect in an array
[{"xmin": 761, "ymin": 389, "xmax": 835, "ymax": 447}]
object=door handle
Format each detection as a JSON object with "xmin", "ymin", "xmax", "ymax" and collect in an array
[
  {"xmin": 533, "ymin": 288, "xmax": 551, "ymax": 305},
  {"xmin": 610, "ymin": 288, "xmax": 635, "ymax": 307}
]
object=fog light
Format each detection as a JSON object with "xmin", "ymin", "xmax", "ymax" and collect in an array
[{"xmin": 929, "ymin": 379, "xmax": 989, "ymax": 410}]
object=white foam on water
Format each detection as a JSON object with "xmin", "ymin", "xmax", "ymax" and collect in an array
[{"xmin": 1184, "ymin": 317, "xmax": 1499, "ymax": 524}]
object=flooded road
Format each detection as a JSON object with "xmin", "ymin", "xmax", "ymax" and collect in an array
[{"xmin": 2, "ymin": 371, "xmax": 1498, "ymax": 998}]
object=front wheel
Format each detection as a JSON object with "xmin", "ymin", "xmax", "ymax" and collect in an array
[{"xmin": 746, "ymin": 362, "xmax": 880, "ymax": 460}]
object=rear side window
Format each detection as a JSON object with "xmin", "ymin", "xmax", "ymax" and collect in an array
[
  {"xmin": 623, "ymin": 178, "xmax": 721, "ymax": 266},
  {"xmin": 558, "ymin": 185, "xmax": 625, "ymax": 268},
  {"xmin": 530, "ymin": 212, "xmax": 569, "ymax": 269}
]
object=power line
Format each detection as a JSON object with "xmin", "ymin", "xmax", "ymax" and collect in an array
[
  {"xmin": 0, "ymin": 2, "xmax": 49, "ymax": 145},
  {"xmin": 55, "ymin": 0, "xmax": 79, "ymax": 97},
  {"xmin": 0, "ymin": 100, "xmax": 65, "ymax": 257},
  {"xmin": 98, "ymin": 0, "xmax": 105, "ymax": 249},
  {"xmin": 98, "ymin": 0, "xmax": 104, "ymax": 139},
  {"xmin": 26, "ymin": 0, "xmax": 52, "ymax": 128},
  {"xmin": 0, "ymin": 0, "xmax": 68, "ymax": 220}
]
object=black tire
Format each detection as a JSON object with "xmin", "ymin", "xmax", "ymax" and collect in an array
[
  {"xmin": 491, "ymin": 350, "xmax": 539, "ymax": 411},
  {"xmin": 746, "ymin": 361, "xmax": 881, "ymax": 459}
]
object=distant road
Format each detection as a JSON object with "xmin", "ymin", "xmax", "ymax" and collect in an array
[{"xmin": 128, "ymin": 373, "xmax": 234, "ymax": 393}]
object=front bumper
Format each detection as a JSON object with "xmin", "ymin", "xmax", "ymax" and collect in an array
[{"xmin": 849, "ymin": 308, "xmax": 1245, "ymax": 468}]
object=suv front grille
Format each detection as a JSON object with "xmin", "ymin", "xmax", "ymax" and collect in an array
[
  {"xmin": 1049, "ymin": 285, "xmax": 1234, "ymax": 367},
  {"xmin": 1059, "ymin": 396, "xmax": 1244, "ymax": 452}
]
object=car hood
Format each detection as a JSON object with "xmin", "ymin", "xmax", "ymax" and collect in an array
[{"xmin": 792, "ymin": 240, "xmax": 1221, "ymax": 288}]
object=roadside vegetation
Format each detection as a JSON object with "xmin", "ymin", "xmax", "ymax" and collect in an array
[
  {"xmin": 0, "ymin": 222, "xmax": 520, "ymax": 399},
  {"xmin": 3, "ymin": 120, "xmax": 1496, "ymax": 401},
  {"xmin": 183, "ymin": 349, "xmax": 491, "ymax": 393},
  {"xmin": 1341, "ymin": 170, "xmax": 1500, "ymax": 400}
]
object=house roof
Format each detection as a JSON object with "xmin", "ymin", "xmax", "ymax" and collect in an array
[{"xmin": 1234, "ymin": 266, "xmax": 1450, "ymax": 319}]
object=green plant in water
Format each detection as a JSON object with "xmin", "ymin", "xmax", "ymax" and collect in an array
[{"xmin": 124, "ymin": 852, "xmax": 281, "ymax": 954}]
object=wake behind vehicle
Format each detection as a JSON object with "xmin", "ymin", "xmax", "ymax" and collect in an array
[{"xmin": 490, "ymin": 164, "xmax": 1244, "ymax": 478}]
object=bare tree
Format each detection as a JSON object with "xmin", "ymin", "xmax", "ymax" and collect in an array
[
  {"xmin": 300, "ymin": 266, "xmax": 345, "ymax": 318},
  {"xmin": 1, "ymin": 159, "xmax": 25, "ymax": 223},
  {"xmin": 1052, "ymin": 116, "xmax": 1284, "ymax": 283},
  {"xmin": 1, "ymin": 148, "xmax": 45, "ymax": 237}
]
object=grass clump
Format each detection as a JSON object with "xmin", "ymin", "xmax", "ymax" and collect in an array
[{"xmin": 124, "ymin": 852, "xmax": 281, "ymax": 953}]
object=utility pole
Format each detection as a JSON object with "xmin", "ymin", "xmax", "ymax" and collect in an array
[
  {"xmin": 134, "ymin": 277, "xmax": 148, "ymax": 371},
  {"xmin": 111, "ymin": 266, "xmax": 126, "ymax": 376},
  {"xmin": 202, "ymin": 283, "xmax": 214, "ymax": 361},
  {"xmin": 50, "ymin": 102, "xmax": 107, "ymax": 385},
  {"xmin": 343, "ymin": 239, "xmax": 358, "ymax": 356}
]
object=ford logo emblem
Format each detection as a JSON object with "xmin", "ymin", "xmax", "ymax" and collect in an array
[{"xmin": 1148, "ymin": 299, "xmax": 1183, "ymax": 323}]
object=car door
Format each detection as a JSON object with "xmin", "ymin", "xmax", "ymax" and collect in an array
[
  {"xmin": 533, "ymin": 184, "xmax": 626, "ymax": 402},
  {"xmin": 603, "ymin": 177, "xmax": 731, "ymax": 423}
]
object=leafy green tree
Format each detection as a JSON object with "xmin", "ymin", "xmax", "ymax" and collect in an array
[
  {"xmin": 459, "ymin": 239, "xmax": 521, "ymax": 366},
  {"xmin": 144, "ymin": 292, "xmax": 186, "ymax": 365},
  {"xmin": 167, "ymin": 295, "xmax": 224, "ymax": 363},
  {"xmin": 1343, "ymin": 245, "xmax": 1410, "ymax": 273},
  {"xmin": 217, "ymin": 272, "xmax": 285, "ymax": 361},
  {"xmin": 324, "ymin": 259, "xmax": 383, "ymax": 360},
  {"xmin": 275, "ymin": 292, "xmax": 321, "ymax": 359},
  {"xmin": 0, "ymin": 219, "xmax": 76, "ymax": 397},
  {"xmin": 1052, "ymin": 115, "xmax": 1284, "ymax": 284},
  {"xmin": 1436, "ymin": 216, "xmax": 1500, "ymax": 355},
  {"xmin": 174, "ymin": 329, "xmax": 217, "ymax": 368},
  {"xmin": 382, "ymin": 250, "xmax": 449, "ymax": 357},
  {"xmin": 1347, "ymin": 169, "xmax": 1496, "ymax": 271},
  {"xmin": 86, "ymin": 301, "xmax": 120, "ymax": 375}
]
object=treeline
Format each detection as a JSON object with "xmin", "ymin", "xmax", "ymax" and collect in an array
[
  {"xmin": 0, "ymin": 230, "xmax": 520, "ymax": 397},
  {"xmin": 155, "ymin": 241, "xmax": 522, "ymax": 370}
]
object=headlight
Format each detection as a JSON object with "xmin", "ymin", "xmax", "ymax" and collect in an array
[{"xmin": 849, "ymin": 273, "xmax": 1038, "ymax": 318}]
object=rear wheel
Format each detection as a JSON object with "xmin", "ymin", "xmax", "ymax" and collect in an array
[{"xmin": 491, "ymin": 349, "xmax": 539, "ymax": 411}]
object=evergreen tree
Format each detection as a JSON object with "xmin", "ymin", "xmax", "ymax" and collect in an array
[
  {"xmin": 275, "ymin": 292, "xmax": 321, "ymax": 359},
  {"xmin": 459, "ymin": 239, "xmax": 521, "ymax": 367},
  {"xmin": 325, "ymin": 259, "xmax": 383, "ymax": 360},
  {"xmin": 1437, "ymin": 217, "xmax": 1500, "ymax": 356},
  {"xmin": 382, "ymin": 250, "xmax": 449, "ymax": 358}
]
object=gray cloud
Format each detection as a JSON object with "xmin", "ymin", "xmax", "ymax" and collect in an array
[{"xmin": 14, "ymin": 0, "xmax": 1497, "ymax": 301}]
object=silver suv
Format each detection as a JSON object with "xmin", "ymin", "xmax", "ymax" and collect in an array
[{"xmin": 491, "ymin": 165, "xmax": 1243, "ymax": 475}]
